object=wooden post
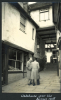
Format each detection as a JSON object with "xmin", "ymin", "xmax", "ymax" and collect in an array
[
  {"xmin": 22, "ymin": 52, "xmax": 24, "ymax": 78},
  {"xmin": 57, "ymin": 56, "xmax": 59, "ymax": 76},
  {"xmin": 4, "ymin": 44, "xmax": 9, "ymax": 85},
  {"xmin": 59, "ymin": 40, "xmax": 61, "ymax": 93}
]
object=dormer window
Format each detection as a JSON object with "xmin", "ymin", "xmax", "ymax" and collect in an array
[{"xmin": 39, "ymin": 9, "xmax": 49, "ymax": 21}]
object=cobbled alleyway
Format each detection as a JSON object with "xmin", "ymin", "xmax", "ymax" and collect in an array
[{"xmin": 2, "ymin": 63, "xmax": 60, "ymax": 93}]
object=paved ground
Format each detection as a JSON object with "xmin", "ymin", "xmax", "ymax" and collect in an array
[{"xmin": 2, "ymin": 70, "xmax": 60, "ymax": 93}]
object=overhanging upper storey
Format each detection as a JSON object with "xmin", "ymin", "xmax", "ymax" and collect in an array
[
  {"xmin": 36, "ymin": 26, "xmax": 56, "ymax": 44},
  {"xmin": 28, "ymin": 2, "xmax": 54, "ymax": 28},
  {"xmin": 28, "ymin": 2, "xmax": 52, "ymax": 11},
  {"xmin": 9, "ymin": 2, "xmax": 39, "ymax": 28}
]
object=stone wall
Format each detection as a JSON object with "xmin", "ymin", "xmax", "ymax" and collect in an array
[{"xmin": 8, "ymin": 73, "xmax": 27, "ymax": 84}]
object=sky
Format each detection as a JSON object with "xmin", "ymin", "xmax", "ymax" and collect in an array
[{"xmin": 28, "ymin": 2, "xmax": 36, "ymax": 5}]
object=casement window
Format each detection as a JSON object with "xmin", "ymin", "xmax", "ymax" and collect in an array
[
  {"xmin": 8, "ymin": 48, "xmax": 23, "ymax": 71},
  {"xmin": 39, "ymin": 9, "xmax": 49, "ymax": 21},
  {"xmin": 32, "ymin": 28, "xmax": 34, "ymax": 40},
  {"xmin": 20, "ymin": 14, "xmax": 26, "ymax": 32},
  {"xmin": 45, "ymin": 44, "xmax": 54, "ymax": 48}
]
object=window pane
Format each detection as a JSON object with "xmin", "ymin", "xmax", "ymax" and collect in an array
[
  {"xmin": 20, "ymin": 16, "xmax": 25, "ymax": 25},
  {"xmin": 45, "ymin": 12, "xmax": 48, "ymax": 20},
  {"xmin": 8, "ymin": 60, "xmax": 15, "ymax": 70},
  {"xmin": 47, "ymin": 44, "xmax": 51, "ymax": 48},
  {"xmin": 16, "ymin": 62, "xmax": 22, "ymax": 70},
  {"xmin": 9, "ymin": 49, "xmax": 16, "ymax": 60},
  {"xmin": 20, "ymin": 23, "xmax": 25, "ymax": 31},
  {"xmin": 17, "ymin": 52, "xmax": 22, "ymax": 61},
  {"xmin": 40, "ymin": 12, "xmax": 44, "ymax": 21},
  {"xmin": 32, "ymin": 28, "xmax": 34, "ymax": 39},
  {"xmin": 45, "ymin": 44, "xmax": 47, "ymax": 48},
  {"xmin": 51, "ymin": 44, "xmax": 54, "ymax": 48}
]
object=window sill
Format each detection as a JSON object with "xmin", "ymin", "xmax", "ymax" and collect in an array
[
  {"xmin": 8, "ymin": 70, "xmax": 27, "ymax": 73},
  {"xmin": 39, "ymin": 19, "xmax": 50, "ymax": 22},
  {"xmin": 19, "ymin": 28, "xmax": 26, "ymax": 34}
]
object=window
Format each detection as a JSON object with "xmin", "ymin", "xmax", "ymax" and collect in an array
[
  {"xmin": 37, "ymin": 38, "xmax": 40, "ymax": 53},
  {"xmin": 8, "ymin": 49, "xmax": 22, "ymax": 71},
  {"xmin": 20, "ymin": 14, "xmax": 26, "ymax": 32},
  {"xmin": 51, "ymin": 44, "xmax": 54, "ymax": 48},
  {"xmin": 39, "ymin": 9, "xmax": 49, "ymax": 21},
  {"xmin": 45, "ymin": 44, "xmax": 47, "ymax": 48},
  {"xmin": 47, "ymin": 44, "xmax": 51, "ymax": 48},
  {"xmin": 32, "ymin": 28, "xmax": 34, "ymax": 40}
]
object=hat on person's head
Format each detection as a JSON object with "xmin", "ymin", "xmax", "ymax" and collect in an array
[{"xmin": 30, "ymin": 57, "xmax": 32, "ymax": 61}]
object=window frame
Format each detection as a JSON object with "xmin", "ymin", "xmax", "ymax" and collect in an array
[
  {"xmin": 39, "ymin": 9, "xmax": 49, "ymax": 22},
  {"xmin": 20, "ymin": 13, "xmax": 26, "ymax": 33},
  {"xmin": 32, "ymin": 28, "xmax": 34, "ymax": 40},
  {"xmin": 8, "ymin": 48, "xmax": 23, "ymax": 71}
]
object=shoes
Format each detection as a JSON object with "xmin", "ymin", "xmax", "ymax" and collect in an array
[
  {"xmin": 30, "ymin": 81, "xmax": 32, "ymax": 84},
  {"xmin": 28, "ymin": 81, "xmax": 32, "ymax": 85},
  {"xmin": 33, "ymin": 80, "xmax": 35, "ymax": 86},
  {"xmin": 28, "ymin": 83, "xmax": 30, "ymax": 85},
  {"xmin": 33, "ymin": 83, "xmax": 35, "ymax": 86},
  {"xmin": 37, "ymin": 79, "xmax": 40, "ymax": 85}
]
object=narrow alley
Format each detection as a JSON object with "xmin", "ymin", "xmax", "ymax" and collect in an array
[{"xmin": 1, "ymin": 2, "xmax": 61, "ymax": 95}]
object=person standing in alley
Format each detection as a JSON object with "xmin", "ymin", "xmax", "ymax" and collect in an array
[
  {"xmin": 31, "ymin": 57, "xmax": 40, "ymax": 86},
  {"xmin": 26, "ymin": 57, "xmax": 32, "ymax": 85}
]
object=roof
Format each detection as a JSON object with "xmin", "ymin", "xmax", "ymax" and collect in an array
[
  {"xmin": 28, "ymin": 2, "xmax": 52, "ymax": 11},
  {"xmin": 9, "ymin": 2, "xmax": 39, "ymax": 28}
]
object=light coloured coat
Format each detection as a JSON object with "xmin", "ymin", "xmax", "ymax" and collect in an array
[
  {"xmin": 26, "ymin": 61, "xmax": 32, "ymax": 79},
  {"xmin": 31, "ymin": 60, "xmax": 40, "ymax": 80}
]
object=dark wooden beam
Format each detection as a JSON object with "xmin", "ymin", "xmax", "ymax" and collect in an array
[
  {"xmin": 37, "ymin": 30, "xmax": 55, "ymax": 35},
  {"xmin": 29, "ymin": 3, "xmax": 52, "ymax": 12},
  {"xmin": 39, "ymin": 33, "xmax": 56, "ymax": 36},
  {"xmin": 36, "ymin": 26, "xmax": 55, "ymax": 31},
  {"xmin": 43, "ymin": 38, "xmax": 56, "ymax": 40},
  {"xmin": 45, "ymin": 42, "xmax": 56, "ymax": 44},
  {"xmin": 44, "ymin": 39, "xmax": 56, "ymax": 43},
  {"xmin": 42, "ymin": 36, "xmax": 56, "ymax": 39},
  {"xmin": 40, "ymin": 34, "xmax": 56, "ymax": 37}
]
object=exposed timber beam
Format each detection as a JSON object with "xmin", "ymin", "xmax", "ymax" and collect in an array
[
  {"xmin": 40, "ymin": 34, "xmax": 56, "ymax": 38},
  {"xmin": 36, "ymin": 26, "xmax": 55, "ymax": 31},
  {"xmin": 42, "ymin": 38, "xmax": 56, "ymax": 40},
  {"xmin": 37, "ymin": 30, "xmax": 55, "ymax": 35},
  {"xmin": 45, "ymin": 42, "xmax": 56, "ymax": 44},
  {"xmin": 42, "ymin": 36, "xmax": 56, "ymax": 39},
  {"xmin": 39, "ymin": 33, "xmax": 56, "ymax": 36}
]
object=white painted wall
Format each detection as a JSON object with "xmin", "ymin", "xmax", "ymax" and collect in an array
[
  {"xmin": 57, "ymin": 30, "xmax": 61, "ymax": 43},
  {"xmin": 30, "ymin": 6, "xmax": 54, "ymax": 28},
  {"xmin": 2, "ymin": 2, "xmax": 36, "ymax": 53},
  {"xmin": 45, "ymin": 51, "xmax": 52, "ymax": 63}
]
